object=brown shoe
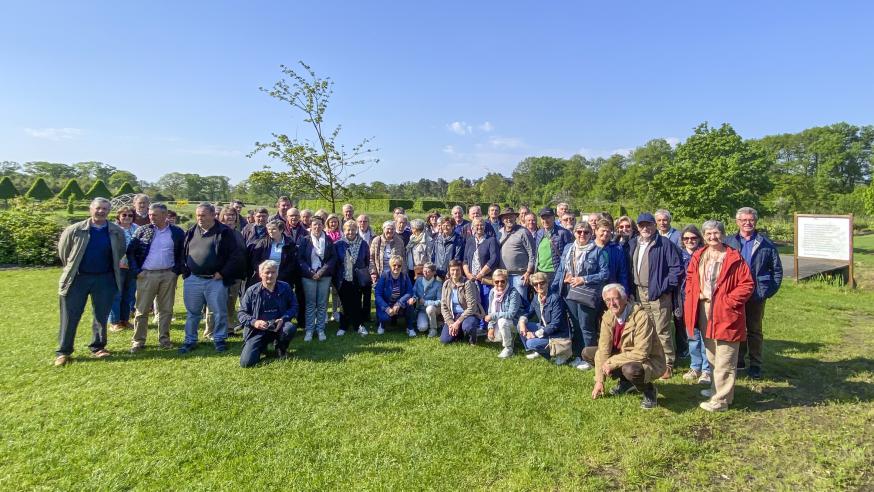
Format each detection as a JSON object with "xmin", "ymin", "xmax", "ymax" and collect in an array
[
  {"xmin": 92, "ymin": 349, "xmax": 112, "ymax": 358},
  {"xmin": 660, "ymin": 366, "xmax": 673, "ymax": 380},
  {"xmin": 109, "ymin": 323, "xmax": 124, "ymax": 333},
  {"xmin": 54, "ymin": 355, "xmax": 71, "ymax": 366}
]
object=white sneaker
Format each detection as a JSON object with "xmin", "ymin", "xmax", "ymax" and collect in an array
[
  {"xmin": 357, "ymin": 325, "xmax": 369, "ymax": 336},
  {"xmin": 318, "ymin": 331, "xmax": 327, "ymax": 342},
  {"xmin": 407, "ymin": 329, "xmax": 417, "ymax": 337},
  {"xmin": 554, "ymin": 356, "xmax": 568, "ymax": 366},
  {"xmin": 576, "ymin": 361, "xmax": 593, "ymax": 371},
  {"xmin": 498, "ymin": 348, "xmax": 513, "ymax": 359},
  {"xmin": 336, "ymin": 329, "xmax": 346, "ymax": 337},
  {"xmin": 428, "ymin": 328, "xmax": 437, "ymax": 338},
  {"xmin": 700, "ymin": 388, "xmax": 714, "ymax": 398},
  {"xmin": 526, "ymin": 352, "xmax": 542, "ymax": 360},
  {"xmin": 303, "ymin": 331, "xmax": 313, "ymax": 342},
  {"xmin": 569, "ymin": 357, "xmax": 584, "ymax": 368},
  {"xmin": 376, "ymin": 325, "xmax": 385, "ymax": 335}
]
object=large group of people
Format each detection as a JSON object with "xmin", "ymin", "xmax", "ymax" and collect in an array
[{"xmin": 53, "ymin": 195, "xmax": 784, "ymax": 411}]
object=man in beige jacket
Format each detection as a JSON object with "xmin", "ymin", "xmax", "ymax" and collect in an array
[
  {"xmin": 584, "ymin": 283, "xmax": 666, "ymax": 409},
  {"xmin": 55, "ymin": 197, "xmax": 127, "ymax": 366}
]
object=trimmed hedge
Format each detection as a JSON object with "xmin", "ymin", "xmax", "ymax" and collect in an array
[
  {"xmin": 0, "ymin": 207, "xmax": 63, "ymax": 265},
  {"xmin": 25, "ymin": 177, "xmax": 54, "ymax": 200},
  {"xmin": 388, "ymin": 199, "xmax": 415, "ymax": 212},
  {"xmin": 0, "ymin": 177, "xmax": 20, "ymax": 199},
  {"xmin": 57, "ymin": 179, "xmax": 85, "ymax": 200},
  {"xmin": 85, "ymin": 179, "xmax": 114, "ymax": 199},
  {"xmin": 114, "ymin": 182, "xmax": 137, "ymax": 196}
]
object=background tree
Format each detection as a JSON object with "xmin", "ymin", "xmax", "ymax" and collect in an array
[
  {"xmin": 250, "ymin": 62, "xmax": 379, "ymax": 212},
  {"xmin": 72, "ymin": 161, "xmax": 118, "ymax": 182},
  {"xmin": 57, "ymin": 179, "xmax": 85, "ymax": 200},
  {"xmin": 654, "ymin": 123, "xmax": 772, "ymax": 219},
  {"xmin": 446, "ymin": 178, "xmax": 479, "ymax": 205},
  {"xmin": 108, "ymin": 170, "xmax": 139, "ymax": 190},
  {"xmin": 478, "ymin": 173, "xmax": 510, "ymax": 204},
  {"xmin": 25, "ymin": 177, "xmax": 55, "ymax": 200},
  {"xmin": 84, "ymin": 179, "xmax": 114, "ymax": 200}
]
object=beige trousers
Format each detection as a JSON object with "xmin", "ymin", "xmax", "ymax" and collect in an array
[
  {"xmin": 704, "ymin": 338, "xmax": 740, "ymax": 407},
  {"xmin": 637, "ymin": 289, "xmax": 675, "ymax": 366},
  {"xmin": 133, "ymin": 269, "xmax": 177, "ymax": 346}
]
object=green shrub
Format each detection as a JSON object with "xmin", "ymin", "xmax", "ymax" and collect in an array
[
  {"xmin": 114, "ymin": 182, "xmax": 137, "ymax": 196},
  {"xmin": 57, "ymin": 179, "xmax": 85, "ymax": 200},
  {"xmin": 84, "ymin": 179, "xmax": 113, "ymax": 199},
  {"xmin": 0, "ymin": 204, "xmax": 63, "ymax": 266},
  {"xmin": 0, "ymin": 176, "xmax": 20, "ymax": 200},
  {"xmin": 418, "ymin": 200, "xmax": 447, "ymax": 212},
  {"xmin": 66, "ymin": 196, "xmax": 75, "ymax": 215},
  {"xmin": 24, "ymin": 177, "xmax": 54, "ymax": 200}
]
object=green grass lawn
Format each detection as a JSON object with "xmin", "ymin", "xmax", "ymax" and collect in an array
[{"xmin": 1, "ymin": 265, "xmax": 872, "ymax": 489}]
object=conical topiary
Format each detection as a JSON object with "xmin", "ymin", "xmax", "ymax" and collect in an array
[
  {"xmin": 57, "ymin": 178, "xmax": 85, "ymax": 200},
  {"xmin": 0, "ymin": 176, "xmax": 19, "ymax": 200},
  {"xmin": 114, "ymin": 181, "xmax": 137, "ymax": 196},
  {"xmin": 25, "ymin": 177, "xmax": 54, "ymax": 200},
  {"xmin": 66, "ymin": 196, "xmax": 75, "ymax": 214},
  {"xmin": 84, "ymin": 179, "xmax": 113, "ymax": 199}
]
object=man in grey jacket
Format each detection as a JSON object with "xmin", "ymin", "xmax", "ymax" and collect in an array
[
  {"xmin": 497, "ymin": 207, "xmax": 535, "ymax": 302},
  {"xmin": 55, "ymin": 197, "xmax": 127, "ymax": 366}
]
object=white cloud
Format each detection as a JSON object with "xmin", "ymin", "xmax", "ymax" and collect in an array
[
  {"xmin": 478, "ymin": 121, "xmax": 494, "ymax": 132},
  {"xmin": 486, "ymin": 136, "xmax": 526, "ymax": 150},
  {"xmin": 442, "ymin": 145, "xmax": 456, "ymax": 155},
  {"xmin": 447, "ymin": 121, "xmax": 472, "ymax": 135},
  {"xmin": 23, "ymin": 127, "xmax": 84, "ymax": 141},
  {"xmin": 664, "ymin": 136, "xmax": 681, "ymax": 147}
]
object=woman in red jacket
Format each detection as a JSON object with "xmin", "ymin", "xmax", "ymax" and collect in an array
[{"xmin": 684, "ymin": 220, "xmax": 754, "ymax": 412}]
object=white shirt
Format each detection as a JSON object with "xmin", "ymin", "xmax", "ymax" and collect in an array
[
  {"xmin": 636, "ymin": 238, "xmax": 652, "ymax": 276},
  {"xmin": 310, "ymin": 233, "xmax": 326, "ymax": 270}
]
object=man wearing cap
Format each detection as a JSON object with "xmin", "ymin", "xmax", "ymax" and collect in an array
[
  {"xmin": 533, "ymin": 207, "xmax": 573, "ymax": 290},
  {"xmin": 629, "ymin": 212, "xmax": 683, "ymax": 378},
  {"xmin": 497, "ymin": 206, "xmax": 536, "ymax": 302}
]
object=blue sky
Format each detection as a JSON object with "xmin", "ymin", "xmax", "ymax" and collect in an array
[{"xmin": 1, "ymin": 1, "xmax": 872, "ymax": 184}]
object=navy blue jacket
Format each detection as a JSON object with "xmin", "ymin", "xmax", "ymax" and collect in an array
[
  {"xmin": 463, "ymin": 235, "xmax": 499, "ymax": 276},
  {"xmin": 182, "ymin": 222, "xmax": 245, "ymax": 286},
  {"xmin": 725, "ymin": 233, "xmax": 783, "ymax": 301},
  {"xmin": 605, "ymin": 242, "xmax": 632, "ymax": 296},
  {"xmin": 126, "ymin": 223, "xmax": 185, "ymax": 276},
  {"xmin": 523, "ymin": 293, "xmax": 570, "ymax": 338},
  {"xmin": 432, "ymin": 233, "xmax": 464, "ymax": 277},
  {"xmin": 237, "ymin": 281, "xmax": 297, "ymax": 328},
  {"xmin": 374, "ymin": 271, "xmax": 414, "ymax": 312},
  {"xmin": 534, "ymin": 224, "xmax": 574, "ymax": 272},
  {"xmin": 333, "ymin": 238, "xmax": 371, "ymax": 288},
  {"xmin": 628, "ymin": 234, "xmax": 683, "ymax": 300},
  {"xmin": 247, "ymin": 235, "xmax": 296, "ymax": 288},
  {"xmin": 296, "ymin": 234, "xmax": 337, "ymax": 279}
]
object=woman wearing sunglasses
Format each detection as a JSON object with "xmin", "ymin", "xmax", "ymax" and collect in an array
[
  {"xmin": 519, "ymin": 272, "xmax": 570, "ymax": 363},
  {"xmin": 108, "ymin": 206, "xmax": 138, "ymax": 332},
  {"xmin": 678, "ymin": 225, "xmax": 710, "ymax": 385},
  {"xmin": 484, "ymin": 269, "xmax": 522, "ymax": 359}
]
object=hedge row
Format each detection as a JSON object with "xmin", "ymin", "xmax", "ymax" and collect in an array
[
  {"xmin": 296, "ymin": 198, "xmax": 498, "ymax": 214},
  {"xmin": 3, "ymin": 178, "xmax": 139, "ymax": 201}
]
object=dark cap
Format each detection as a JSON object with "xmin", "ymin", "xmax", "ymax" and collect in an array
[
  {"xmin": 498, "ymin": 206, "xmax": 519, "ymax": 220},
  {"xmin": 538, "ymin": 207, "xmax": 555, "ymax": 218},
  {"xmin": 636, "ymin": 212, "xmax": 656, "ymax": 224}
]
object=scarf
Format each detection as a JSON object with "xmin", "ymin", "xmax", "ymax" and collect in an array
[
  {"xmin": 342, "ymin": 235, "xmax": 363, "ymax": 282},
  {"xmin": 490, "ymin": 287, "xmax": 506, "ymax": 314}
]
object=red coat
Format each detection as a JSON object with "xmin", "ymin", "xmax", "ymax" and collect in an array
[{"xmin": 683, "ymin": 246, "xmax": 754, "ymax": 343}]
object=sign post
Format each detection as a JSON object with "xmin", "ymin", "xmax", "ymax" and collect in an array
[{"xmin": 793, "ymin": 213, "xmax": 854, "ymax": 288}]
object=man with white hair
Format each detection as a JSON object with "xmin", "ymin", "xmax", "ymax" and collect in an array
[
  {"xmin": 456, "ymin": 205, "xmax": 496, "ymax": 239},
  {"xmin": 54, "ymin": 197, "xmax": 128, "ymax": 366},
  {"xmin": 238, "ymin": 260, "xmax": 298, "ymax": 367},
  {"xmin": 585, "ymin": 283, "xmax": 665, "ymax": 409},
  {"xmin": 654, "ymin": 209, "xmax": 682, "ymax": 247},
  {"xmin": 132, "ymin": 194, "xmax": 151, "ymax": 227}
]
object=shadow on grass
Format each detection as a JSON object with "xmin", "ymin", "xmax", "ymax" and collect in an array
[{"xmin": 659, "ymin": 338, "xmax": 874, "ymax": 413}]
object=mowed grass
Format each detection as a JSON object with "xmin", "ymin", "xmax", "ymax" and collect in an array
[{"xmin": 1, "ymin": 261, "xmax": 872, "ymax": 489}]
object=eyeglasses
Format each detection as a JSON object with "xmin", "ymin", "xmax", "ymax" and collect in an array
[
  {"xmin": 120, "ymin": 214, "xmax": 134, "ymax": 218},
  {"xmin": 575, "ymin": 230, "xmax": 590, "ymax": 235},
  {"xmin": 493, "ymin": 280, "xmax": 507, "ymax": 285},
  {"xmin": 682, "ymin": 236, "xmax": 698, "ymax": 242}
]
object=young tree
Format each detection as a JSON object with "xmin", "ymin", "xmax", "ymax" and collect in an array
[{"xmin": 250, "ymin": 62, "xmax": 378, "ymax": 213}]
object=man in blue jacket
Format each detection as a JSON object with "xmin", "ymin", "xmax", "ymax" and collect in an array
[
  {"xmin": 629, "ymin": 212, "xmax": 683, "ymax": 379},
  {"xmin": 725, "ymin": 207, "xmax": 783, "ymax": 379}
]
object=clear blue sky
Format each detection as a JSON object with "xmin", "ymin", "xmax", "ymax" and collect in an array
[{"xmin": 1, "ymin": 1, "xmax": 872, "ymax": 185}]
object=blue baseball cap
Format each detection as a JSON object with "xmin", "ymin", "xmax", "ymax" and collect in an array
[{"xmin": 636, "ymin": 212, "xmax": 656, "ymax": 224}]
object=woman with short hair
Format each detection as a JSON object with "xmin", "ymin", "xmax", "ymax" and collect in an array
[
  {"xmin": 463, "ymin": 217, "xmax": 499, "ymax": 329},
  {"xmin": 678, "ymin": 224, "xmax": 710, "ymax": 384},
  {"xmin": 108, "ymin": 206, "xmax": 138, "ymax": 332},
  {"xmin": 684, "ymin": 220, "xmax": 754, "ymax": 412},
  {"xmin": 405, "ymin": 219, "xmax": 433, "ymax": 281},
  {"xmin": 325, "ymin": 214, "xmax": 342, "ymax": 242},
  {"xmin": 246, "ymin": 220, "xmax": 294, "ymax": 289},
  {"xmin": 433, "ymin": 217, "xmax": 463, "ymax": 279},
  {"xmin": 413, "ymin": 262, "xmax": 443, "ymax": 337},
  {"xmin": 374, "ymin": 255, "xmax": 417, "ymax": 336},
  {"xmin": 439, "ymin": 260, "xmax": 485, "ymax": 345},
  {"xmin": 335, "ymin": 220, "xmax": 371, "ymax": 337},
  {"xmin": 485, "ymin": 269, "xmax": 522, "ymax": 359},
  {"xmin": 370, "ymin": 221, "xmax": 406, "ymax": 278},
  {"xmin": 427, "ymin": 211, "xmax": 441, "ymax": 238},
  {"xmin": 297, "ymin": 216, "xmax": 337, "ymax": 342},
  {"xmin": 519, "ymin": 272, "xmax": 571, "ymax": 363}
]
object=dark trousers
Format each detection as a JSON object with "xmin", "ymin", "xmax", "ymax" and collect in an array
[
  {"xmin": 439, "ymin": 316, "xmax": 480, "ymax": 344},
  {"xmin": 239, "ymin": 322, "xmax": 297, "ymax": 368},
  {"xmin": 739, "ymin": 298, "xmax": 766, "ymax": 367},
  {"xmin": 57, "ymin": 272, "xmax": 118, "ymax": 356},
  {"xmin": 338, "ymin": 281, "xmax": 364, "ymax": 330},
  {"xmin": 581, "ymin": 346, "xmax": 649, "ymax": 390},
  {"xmin": 674, "ymin": 315, "xmax": 689, "ymax": 359},
  {"xmin": 292, "ymin": 275, "xmax": 305, "ymax": 328},
  {"xmin": 376, "ymin": 304, "xmax": 416, "ymax": 330},
  {"xmin": 565, "ymin": 299, "xmax": 600, "ymax": 356},
  {"xmin": 360, "ymin": 285, "xmax": 372, "ymax": 322}
]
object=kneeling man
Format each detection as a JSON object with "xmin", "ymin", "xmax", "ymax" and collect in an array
[
  {"xmin": 585, "ymin": 283, "xmax": 665, "ymax": 409},
  {"xmin": 238, "ymin": 260, "xmax": 298, "ymax": 367}
]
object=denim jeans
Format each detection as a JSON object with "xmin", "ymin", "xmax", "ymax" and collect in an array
[
  {"xmin": 57, "ymin": 272, "xmax": 117, "ymax": 356},
  {"xmin": 688, "ymin": 326, "xmax": 711, "ymax": 373},
  {"xmin": 302, "ymin": 276, "xmax": 331, "ymax": 334},
  {"xmin": 239, "ymin": 321, "xmax": 297, "ymax": 367},
  {"xmin": 508, "ymin": 274, "xmax": 529, "ymax": 307},
  {"xmin": 439, "ymin": 316, "xmax": 480, "ymax": 344},
  {"xmin": 475, "ymin": 281, "xmax": 491, "ymax": 329},
  {"xmin": 109, "ymin": 268, "xmax": 137, "ymax": 324},
  {"xmin": 564, "ymin": 299, "xmax": 600, "ymax": 355},
  {"xmin": 182, "ymin": 276, "xmax": 228, "ymax": 345},
  {"xmin": 522, "ymin": 323, "xmax": 551, "ymax": 357}
]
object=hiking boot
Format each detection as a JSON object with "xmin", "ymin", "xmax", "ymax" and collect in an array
[
  {"xmin": 641, "ymin": 385, "xmax": 658, "ymax": 409},
  {"xmin": 610, "ymin": 379, "xmax": 636, "ymax": 396}
]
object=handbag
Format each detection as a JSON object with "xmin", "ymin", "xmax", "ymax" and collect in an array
[
  {"xmin": 354, "ymin": 266, "xmax": 372, "ymax": 287},
  {"xmin": 548, "ymin": 337, "xmax": 573, "ymax": 358},
  {"xmin": 567, "ymin": 283, "xmax": 600, "ymax": 309}
]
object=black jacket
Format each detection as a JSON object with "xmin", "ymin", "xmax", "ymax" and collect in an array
[
  {"xmin": 246, "ymin": 235, "xmax": 296, "ymax": 288},
  {"xmin": 182, "ymin": 222, "xmax": 245, "ymax": 286}
]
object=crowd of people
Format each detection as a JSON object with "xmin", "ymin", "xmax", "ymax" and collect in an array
[{"xmin": 53, "ymin": 194, "xmax": 784, "ymax": 411}]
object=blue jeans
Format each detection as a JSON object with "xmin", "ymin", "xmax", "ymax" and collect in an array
[
  {"xmin": 565, "ymin": 299, "xmax": 600, "ymax": 356},
  {"xmin": 109, "ymin": 268, "xmax": 136, "ymax": 324},
  {"xmin": 508, "ymin": 274, "xmax": 529, "ymax": 308},
  {"xmin": 376, "ymin": 303, "xmax": 416, "ymax": 330},
  {"xmin": 302, "ymin": 276, "xmax": 331, "ymax": 334},
  {"xmin": 476, "ymin": 281, "xmax": 491, "ymax": 329},
  {"xmin": 522, "ymin": 323, "xmax": 551, "ymax": 357},
  {"xmin": 439, "ymin": 316, "xmax": 481, "ymax": 344},
  {"xmin": 688, "ymin": 326, "xmax": 711, "ymax": 373},
  {"xmin": 239, "ymin": 322, "xmax": 297, "ymax": 367},
  {"xmin": 183, "ymin": 276, "xmax": 228, "ymax": 345}
]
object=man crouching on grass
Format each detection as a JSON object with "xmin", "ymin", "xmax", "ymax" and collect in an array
[
  {"xmin": 585, "ymin": 283, "xmax": 666, "ymax": 409},
  {"xmin": 238, "ymin": 260, "xmax": 298, "ymax": 367}
]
